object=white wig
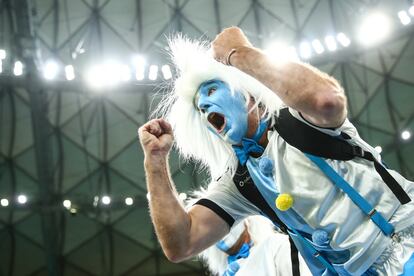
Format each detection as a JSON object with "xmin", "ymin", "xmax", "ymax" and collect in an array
[{"xmin": 154, "ymin": 35, "xmax": 284, "ymax": 177}]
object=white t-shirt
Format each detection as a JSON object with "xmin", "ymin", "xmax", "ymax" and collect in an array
[
  {"xmin": 234, "ymin": 233, "xmax": 311, "ymax": 276},
  {"xmin": 196, "ymin": 108, "xmax": 414, "ymax": 275}
]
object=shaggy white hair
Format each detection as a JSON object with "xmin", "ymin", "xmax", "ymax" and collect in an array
[{"xmin": 154, "ymin": 35, "xmax": 284, "ymax": 178}]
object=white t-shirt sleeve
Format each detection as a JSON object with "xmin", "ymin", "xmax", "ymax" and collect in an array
[{"xmin": 194, "ymin": 171, "xmax": 261, "ymax": 227}]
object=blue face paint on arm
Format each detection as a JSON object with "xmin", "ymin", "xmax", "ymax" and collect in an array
[{"xmin": 196, "ymin": 80, "xmax": 248, "ymax": 145}]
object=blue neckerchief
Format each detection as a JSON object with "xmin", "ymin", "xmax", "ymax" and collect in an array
[
  {"xmin": 222, "ymin": 242, "xmax": 252, "ymax": 276},
  {"xmin": 232, "ymin": 119, "xmax": 268, "ymax": 165}
]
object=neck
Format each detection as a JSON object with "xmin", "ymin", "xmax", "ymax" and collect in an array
[{"xmin": 225, "ymin": 228, "xmax": 251, "ymax": 256}]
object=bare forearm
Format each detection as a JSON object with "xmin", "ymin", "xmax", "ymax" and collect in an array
[
  {"xmin": 231, "ymin": 46, "xmax": 346, "ymax": 127},
  {"xmin": 144, "ymin": 157, "xmax": 192, "ymax": 261}
]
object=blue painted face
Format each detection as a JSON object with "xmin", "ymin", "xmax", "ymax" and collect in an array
[{"xmin": 195, "ymin": 79, "xmax": 248, "ymax": 144}]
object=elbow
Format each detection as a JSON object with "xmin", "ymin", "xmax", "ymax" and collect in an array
[
  {"xmin": 163, "ymin": 246, "xmax": 194, "ymax": 263},
  {"xmin": 316, "ymin": 87, "xmax": 347, "ymax": 127}
]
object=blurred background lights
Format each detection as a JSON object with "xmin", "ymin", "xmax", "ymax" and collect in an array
[
  {"xmin": 101, "ymin": 195, "xmax": 111, "ymax": 205},
  {"xmin": 17, "ymin": 194, "xmax": 27, "ymax": 204},
  {"xmin": 1, "ymin": 198, "xmax": 9, "ymax": 207},
  {"xmin": 336, "ymin": 33, "xmax": 351, "ymax": 47},
  {"xmin": 43, "ymin": 60, "xmax": 59, "ymax": 80},
  {"xmin": 65, "ymin": 65, "xmax": 75, "ymax": 80},
  {"xmin": 14, "ymin": 61, "xmax": 23, "ymax": 76},
  {"xmin": 398, "ymin": 11, "xmax": 411, "ymax": 25},
  {"xmin": 161, "ymin": 64, "xmax": 172, "ymax": 80},
  {"xmin": 63, "ymin": 199, "xmax": 71, "ymax": 209},
  {"xmin": 358, "ymin": 12, "xmax": 391, "ymax": 46},
  {"xmin": 0, "ymin": 49, "xmax": 5, "ymax": 59},
  {"xmin": 374, "ymin": 146, "xmax": 383, "ymax": 153},
  {"xmin": 401, "ymin": 130, "xmax": 411, "ymax": 140},
  {"xmin": 409, "ymin": 5, "xmax": 414, "ymax": 16},
  {"xmin": 125, "ymin": 197, "xmax": 134, "ymax": 206},
  {"xmin": 311, "ymin": 39, "xmax": 325, "ymax": 54},
  {"xmin": 120, "ymin": 64, "xmax": 131, "ymax": 81},
  {"xmin": 148, "ymin": 65, "xmax": 158, "ymax": 80},
  {"xmin": 299, "ymin": 41, "xmax": 312, "ymax": 59},
  {"xmin": 324, "ymin": 35, "xmax": 337, "ymax": 51}
]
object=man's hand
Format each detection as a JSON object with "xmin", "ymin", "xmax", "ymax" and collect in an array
[
  {"xmin": 211, "ymin": 27, "xmax": 253, "ymax": 64},
  {"xmin": 138, "ymin": 119, "xmax": 173, "ymax": 162}
]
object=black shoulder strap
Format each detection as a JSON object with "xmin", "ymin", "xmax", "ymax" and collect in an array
[
  {"xmin": 273, "ymin": 108, "xmax": 411, "ymax": 205},
  {"xmin": 232, "ymin": 163, "xmax": 301, "ymax": 276}
]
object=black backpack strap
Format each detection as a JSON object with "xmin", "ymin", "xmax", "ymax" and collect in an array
[
  {"xmin": 273, "ymin": 108, "xmax": 411, "ymax": 205},
  {"xmin": 233, "ymin": 163, "xmax": 301, "ymax": 276}
]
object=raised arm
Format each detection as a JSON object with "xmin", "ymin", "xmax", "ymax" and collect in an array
[
  {"xmin": 211, "ymin": 27, "xmax": 347, "ymax": 128},
  {"xmin": 138, "ymin": 119, "xmax": 229, "ymax": 262}
]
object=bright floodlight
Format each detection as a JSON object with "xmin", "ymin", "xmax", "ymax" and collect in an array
[
  {"xmin": 409, "ymin": 6, "xmax": 414, "ymax": 16},
  {"xmin": 398, "ymin": 11, "xmax": 411, "ymax": 25},
  {"xmin": 311, "ymin": 39, "xmax": 325, "ymax": 54},
  {"xmin": 299, "ymin": 41, "xmax": 312, "ymax": 59},
  {"xmin": 120, "ymin": 65, "xmax": 131, "ymax": 81},
  {"xmin": 133, "ymin": 55, "xmax": 146, "ymax": 81},
  {"xmin": 0, "ymin": 49, "xmax": 5, "ymax": 59},
  {"xmin": 401, "ymin": 130, "xmax": 411, "ymax": 140},
  {"xmin": 14, "ymin": 61, "xmax": 23, "ymax": 76},
  {"xmin": 264, "ymin": 41, "xmax": 298, "ymax": 62},
  {"xmin": 148, "ymin": 65, "xmax": 158, "ymax": 80},
  {"xmin": 125, "ymin": 197, "xmax": 134, "ymax": 206},
  {"xmin": 358, "ymin": 13, "xmax": 391, "ymax": 46},
  {"xmin": 161, "ymin": 65, "xmax": 172, "ymax": 80},
  {"xmin": 63, "ymin": 199, "xmax": 71, "ymax": 209},
  {"xmin": 43, "ymin": 60, "xmax": 59, "ymax": 80},
  {"xmin": 101, "ymin": 195, "xmax": 111, "ymax": 205},
  {"xmin": 324, "ymin": 36, "xmax": 337, "ymax": 51},
  {"xmin": 86, "ymin": 65, "xmax": 106, "ymax": 89},
  {"xmin": 374, "ymin": 146, "xmax": 382, "ymax": 153},
  {"xmin": 17, "ymin": 194, "xmax": 27, "ymax": 204},
  {"xmin": 1, "ymin": 198, "xmax": 9, "ymax": 207},
  {"xmin": 336, "ymin": 33, "xmax": 351, "ymax": 47},
  {"xmin": 65, "ymin": 65, "xmax": 75, "ymax": 80}
]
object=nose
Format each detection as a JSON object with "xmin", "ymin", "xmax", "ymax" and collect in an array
[{"xmin": 198, "ymin": 102, "xmax": 211, "ymax": 113}]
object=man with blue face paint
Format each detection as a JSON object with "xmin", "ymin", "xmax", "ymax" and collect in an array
[{"xmin": 138, "ymin": 27, "xmax": 414, "ymax": 275}]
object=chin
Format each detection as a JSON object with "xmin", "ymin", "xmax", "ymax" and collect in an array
[{"xmin": 223, "ymin": 131, "xmax": 243, "ymax": 145}]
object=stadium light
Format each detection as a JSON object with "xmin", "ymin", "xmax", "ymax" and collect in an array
[
  {"xmin": 14, "ymin": 61, "xmax": 23, "ymax": 76},
  {"xmin": 120, "ymin": 65, "xmax": 131, "ymax": 81},
  {"xmin": 0, "ymin": 49, "xmax": 5, "ymax": 59},
  {"xmin": 65, "ymin": 65, "xmax": 75, "ymax": 80},
  {"xmin": 398, "ymin": 11, "xmax": 411, "ymax": 25},
  {"xmin": 43, "ymin": 60, "xmax": 59, "ymax": 80},
  {"xmin": 0, "ymin": 198, "xmax": 9, "ymax": 207},
  {"xmin": 17, "ymin": 194, "xmax": 27, "ymax": 204},
  {"xmin": 133, "ymin": 55, "xmax": 146, "ymax": 81},
  {"xmin": 324, "ymin": 36, "xmax": 337, "ymax": 51},
  {"xmin": 336, "ymin": 33, "xmax": 351, "ymax": 47},
  {"xmin": 409, "ymin": 6, "xmax": 414, "ymax": 16},
  {"xmin": 401, "ymin": 130, "xmax": 411, "ymax": 140},
  {"xmin": 101, "ymin": 195, "xmax": 111, "ymax": 205},
  {"xmin": 161, "ymin": 65, "xmax": 172, "ymax": 80},
  {"xmin": 148, "ymin": 65, "xmax": 158, "ymax": 80},
  {"xmin": 63, "ymin": 199, "xmax": 71, "ymax": 209},
  {"xmin": 358, "ymin": 12, "xmax": 391, "ymax": 46},
  {"xmin": 299, "ymin": 41, "xmax": 312, "ymax": 59},
  {"xmin": 125, "ymin": 197, "xmax": 134, "ymax": 206},
  {"xmin": 311, "ymin": 39, "xmax": 325, "ymax": 54}
]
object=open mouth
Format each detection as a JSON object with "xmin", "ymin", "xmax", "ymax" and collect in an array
[{"xmin": 207, "ymin": 112, "xmax": 226, "ymax": 133}]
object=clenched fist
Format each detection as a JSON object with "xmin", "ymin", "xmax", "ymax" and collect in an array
[
  {"xmin": 138, "ymin": 119, "xmax": 174, "ymax": 162},
  {"xmin": 211, "ymin": 27, "xmax": 253, "ymax": 64}
]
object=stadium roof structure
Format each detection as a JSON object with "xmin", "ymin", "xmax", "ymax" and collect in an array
[{"xmin": 0, "ymin": 0, "xmax": 413, "ymax": 275}]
